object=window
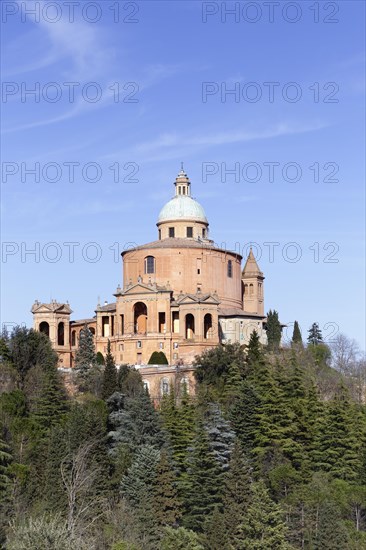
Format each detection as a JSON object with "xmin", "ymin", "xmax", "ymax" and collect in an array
[
  {"xmin": 158, "ymin": 229, "xmax": 161, "ymax": 240},
  {"xmin": 227, "ymin": 259, "xmax": 233, "ymax": 278},
  {"xmin": 158, "ymin": 312, "xmax": 166, "ymax": 333},
  {"xmin": 249, "ymin": 284, "xmax": 254, "ymax": 296},
  {"xmin": 39, "ymin": 321, "xmax": 49, "ymax": 337},
  {"xmin": 71, "ymin": 330, "xmax": 76, "ymax": 346},
  {"xmin": 57, "ymin": 322, "xmax": 64, "ymax": 346},
  {"xmin": 182, "ymin": 187, "xmax": 186, "ymax": 195},
  {"xmin": 173, "ymin": 342, "xmax": 179, "ymax": 349},
  {"xmin": 186, "ymin": 226, "xmax": 193, "ymax": 238},
  {"xmin": 172, "ymin": 312, "xmax": 179, "ymax": 333},
  {"xmin": 120, "ymin": 314, "xmax": 124, "ymax": 335},
  {"xmin": 169, "ymin": 227, "xmax": 175, "ymax": 238},
  {"xmin": 161, "ymin": 378, "xmax": 169, "ymax": 395},
  {"xmin": 159, "ymin": 342, "xmax": 164, "ymax": 349},
  {"xmin": 173, "ymin": 352, "xmax": 178, "ymax": 360},
  {"xmin": 119, "ymin": 344, "xmax": 124, "ymax": 351},
  {"xmin": 202, "ymin": 228, "xmax": 206, "ymax": 238},
  {"xmin": 143, "ymin": 380, "xmax": 149, "ymax": 391},
  {"xmin": 137, "ymin": 340, "xmax": 142, "ymax": 348},
  {"xmin": 144, "ymin": 256, "xmax": 155, "ymax": 274}
]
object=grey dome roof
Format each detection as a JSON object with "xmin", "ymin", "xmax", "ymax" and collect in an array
[{"xmin": 158, "ymin": 195, "xmax": 208, "ymax": 224}]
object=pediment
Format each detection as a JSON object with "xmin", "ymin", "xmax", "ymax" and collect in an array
[
  {"xmin": 176, "ymin": 293, "xmax": 220, "ymax": 305},
  {"xmin": 121, "ymin": 282, "xmax": 170, "ymax": 296},
  {"xmin": 31, "ymin": 303, "xmax": 73, "ymax": 315}
]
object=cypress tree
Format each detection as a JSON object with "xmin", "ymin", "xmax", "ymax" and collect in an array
[
  {"xmin": 291, "ymin": 321, "xmax": 303, "ymax": 347},
  {"xmin": 265, "ymin": 310, "xmax": 282, "ymax": 352},
  {"xmin": 307, "ymin": 322, "xmax": 323, "ymax": 346},
  {"xmin": 102, "ymin": 340, "xmax": 118, "ymax": 400}
]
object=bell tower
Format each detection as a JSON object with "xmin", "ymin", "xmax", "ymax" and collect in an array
[
  {"xmin": 242, "ymin": 249, "xmax": 265, "ymax": 315},
  {"xmin": 31, "ymin": 300, "xmax": 73, "ymax": 367},
  {"xmin": 175, "ymin": 164, "xmax": 191, "ymax": 196}
]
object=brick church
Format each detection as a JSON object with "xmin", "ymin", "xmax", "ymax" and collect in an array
[{"xmin": 31, "ymin": 168, "xmax": 267, "ymax": 397}]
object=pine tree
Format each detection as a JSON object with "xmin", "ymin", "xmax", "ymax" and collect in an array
[
  {"xmin": 31, "ymin": 365, "xmax": 68, "ymax": 433},
  {"xmin": 314, "ymin": 500, "xmax": 350, "ymax": 549},
  {"xmin": 108, "ymin": 389, "xmax": 165, "ymax": 455},
  {"xmin": 102, "ymin": 340, "xmax": 118, "ymax": 400},
  {"xmin": 307, "ymin": 322, "xmax": 323, "ymax": 346},
  {"xmin": 291, "ymin": 321, "xmax": 303, "ymax": 347},
  {"xmin": 0, "ymin": 435, "xmax": 13, "ymax": 545},
  {"xmin": 222, "ymin": 440, "xmax": 252, "ymax": 547},
  {"xmin": 312, "ymin": 383, "xmax": 362, "ymax": 481},
  {"xmin": 237, "ymin": 480, "xmax": 291, "ymax": 549},
  {"xmin": 204, "ymin": 505, "xmax": 228, "ymax": 550},
  {"xmin": 153, "ymin": 450, "xmax": 182, "ymax": 527},
  {"xmin": 74, "ymin": 323, "xmax": 97, "ymax": 383},
  {"xmin": 183, "ymin": 424, "xmax": 223, "ymax": 532},
  {"xmin": 228, "ymin": 379, "xmax": 260, "ymax": 455},
  {"xmin": 204, "ymin": 403, "xmax": 235, "ymax": 470},
  {"xmin": 266, "ymin": 310, "xmax": 282, "ymax": 352},
  {"xmin": 161, "ymin": 526, "xmax": 204, "ymax": 550}
]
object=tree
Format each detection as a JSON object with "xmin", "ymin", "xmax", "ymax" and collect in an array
[
  {"xmin": 102, "ymin": 340, "xmax": 118, "ymax": 400},
  {"xmin": 194, "ymin": 343, "xmax": 245, "ymax": 388},
  {"xmin": 183, "ymin": 424, "xmax": 223, "ymax": 531},
  {"xmin": 266, "ymin": 310, "xmax": 282, "ymax": 352},
  {"xmin": 148, "ymin": 351, "xmax": 168, "ymax": 365},
  {"xmin": 222, "ymin": 441, "xmax": 252, "ymax": 547},
  {"xmin": 74, "ymin": 324, "xmax": 98, "ymax": 386},
  {"xmin": 204, "ymin": 505, "xmax": 227, "ymax": 550},
  {"xmin": 330, "ymin": 333, "xmax": 360, "ymax": 375},
  {"xmin": 107, "ymin": 390, "xmax": 165, "ymax": 456},
  {"xmin": 161, "ymin": 526, "xmax": 204, "ymax": 550},
  {"xmin": 8, "ymin": 327, "xmax": 58, "ymax": 389},
  {"xmin": 228, "ymin": 380, "xmax": 260, "ymax": 455},
  {"xmin": 153, "ymin": 450, "xmax": 181, "ymax": 527},
  {"xmin": 204, "ymin": 403, "xmax": 235, "ymax": 470},
  {"xmin": 30, "ymin": 365, "xmax": 68, "ymax": 433},
  {"xmin": 0, "ymin": 435, "xmax": 13, "ymax": 545},
  {"xmin": 291, "ymin": 321, "xmax": 303, "ymax": 348},
  {"xmin": 312, "ymin": 383, "xmax": 363, "ymax": 481},
  {"xmin": 245, "ymin": 330, "xmax": 264, "ymax": 368},
  {"xmin": 237, "ymin": 480, "xmax": 291, "ymax": 549},
  {"xmin": 307, "ymin": 322, "xmax": 323, "ymax": 346}
]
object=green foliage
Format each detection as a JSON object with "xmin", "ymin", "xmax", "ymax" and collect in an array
[
  {"xmin": 107, "ymin": 390, "xmax": 165, "ymax": 456},
  {"xmin": 194, "ymin": 343, "xmax": 245, "ymax": 388},
  {"xmin": 183, "ymin": 423, "xmax": 223, "ymax": 532},
  {"xmin": 204, "ymin": 403, "xmax": 235, "ymax": 470},
  {"xmin": 237, "ymin": 480, "xmax": 291, "ymax": 549},
  {"xmin": 148, "ymin": 351, "xmax": 168, "ymax": 365},
  {"xmin": 6, "ymin": 514, "xmax": 92, "ymax": 550},
  {"xmin": 102, "ymin": 340, "xmax": 118, "ymax": 400},
  {"xmin": 307, "ymin": 322, "xmax": 323, "ymax": 346},
  {"xmin": 161, "ymin": 526, "xmax": 204, "ymax": 550},
  {"xmin": 266, "ymin": 309, "xmax": 282, "ymax": 352},
  {"xmin": 292, "ymin": 321, "xmax": 303, "ymax": 347},
  {"xmin": 74, "ymin": 324, "xmax": 98, "ymax": 390},
  {"xmin": 96, "ymin": 351, "xmax": 105, "ymax": 365},
  {"xmin": 8, "ymin": 327, "xmax": 58, "ymax": 389}
]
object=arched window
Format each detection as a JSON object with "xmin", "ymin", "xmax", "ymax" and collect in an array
[
  {"xmin": 249, "ymin": 284, "xmax": 254, "ymax": 296},
  {"xmin": 134, "ymin": 302, "xmax": 148, "ymax": 334},
  {"xmin": 180, "ymin": 377, "xmax": 189, "ymax": 394},
  {"xmin": 227, "ymin": 259, "xmax": 233, "ymax": 278},
  {"xmin": 244, "ymin": 283, "xmax": 248, "ymax": 294},
  {"xmin": 204, "ymin": 313, "xmax": 213, "ymax": 339},
  {"xmin": 144, "ymin": 256, "xmax": 155, "ymax": 274},
  {"xmin": 57, "ymin": 322, "xmax": 64, "ymax": 346},
  {"xmin": 89, "ymin": 327, "xmax": 95, "ymax": 336},
  {"xmin": 185, "ymin": 314, "xmax": 195, "ymax": 339},
  {"xmin": 142, "ymin": 380, "xmax": 150, "ymax": 392},
  {"xmin": 258, "ymin": 283, "xmax": 262, "ymax": 297},
  {"xmin": 161, "ymin": 378, "xmax": 169, "ymax": 396},
  {"xmin": 71, "ymin": 330, "xmax": 76, "ymax": 346},
  {"xmin": 39, "ymin": 321, "xmax": 49, "ymax": 337}
]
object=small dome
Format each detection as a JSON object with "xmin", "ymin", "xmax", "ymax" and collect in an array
[{"xmin": 158, "ymin": 195, "xmax": 208, "ymax": 224}]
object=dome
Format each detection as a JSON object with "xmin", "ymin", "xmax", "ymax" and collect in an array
[{"xmin": 158, "ymin": 195, "xmax": 208, "ymax": 224}]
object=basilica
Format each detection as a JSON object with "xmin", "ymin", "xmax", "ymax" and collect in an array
[{"xmin": 31, "ymin": 168, "xmax": 267, "ymax": 397}]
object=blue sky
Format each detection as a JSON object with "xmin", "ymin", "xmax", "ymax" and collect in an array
[{"xmin": 1, "ymin": 0, "xmax": 365, "ymax": 349}]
